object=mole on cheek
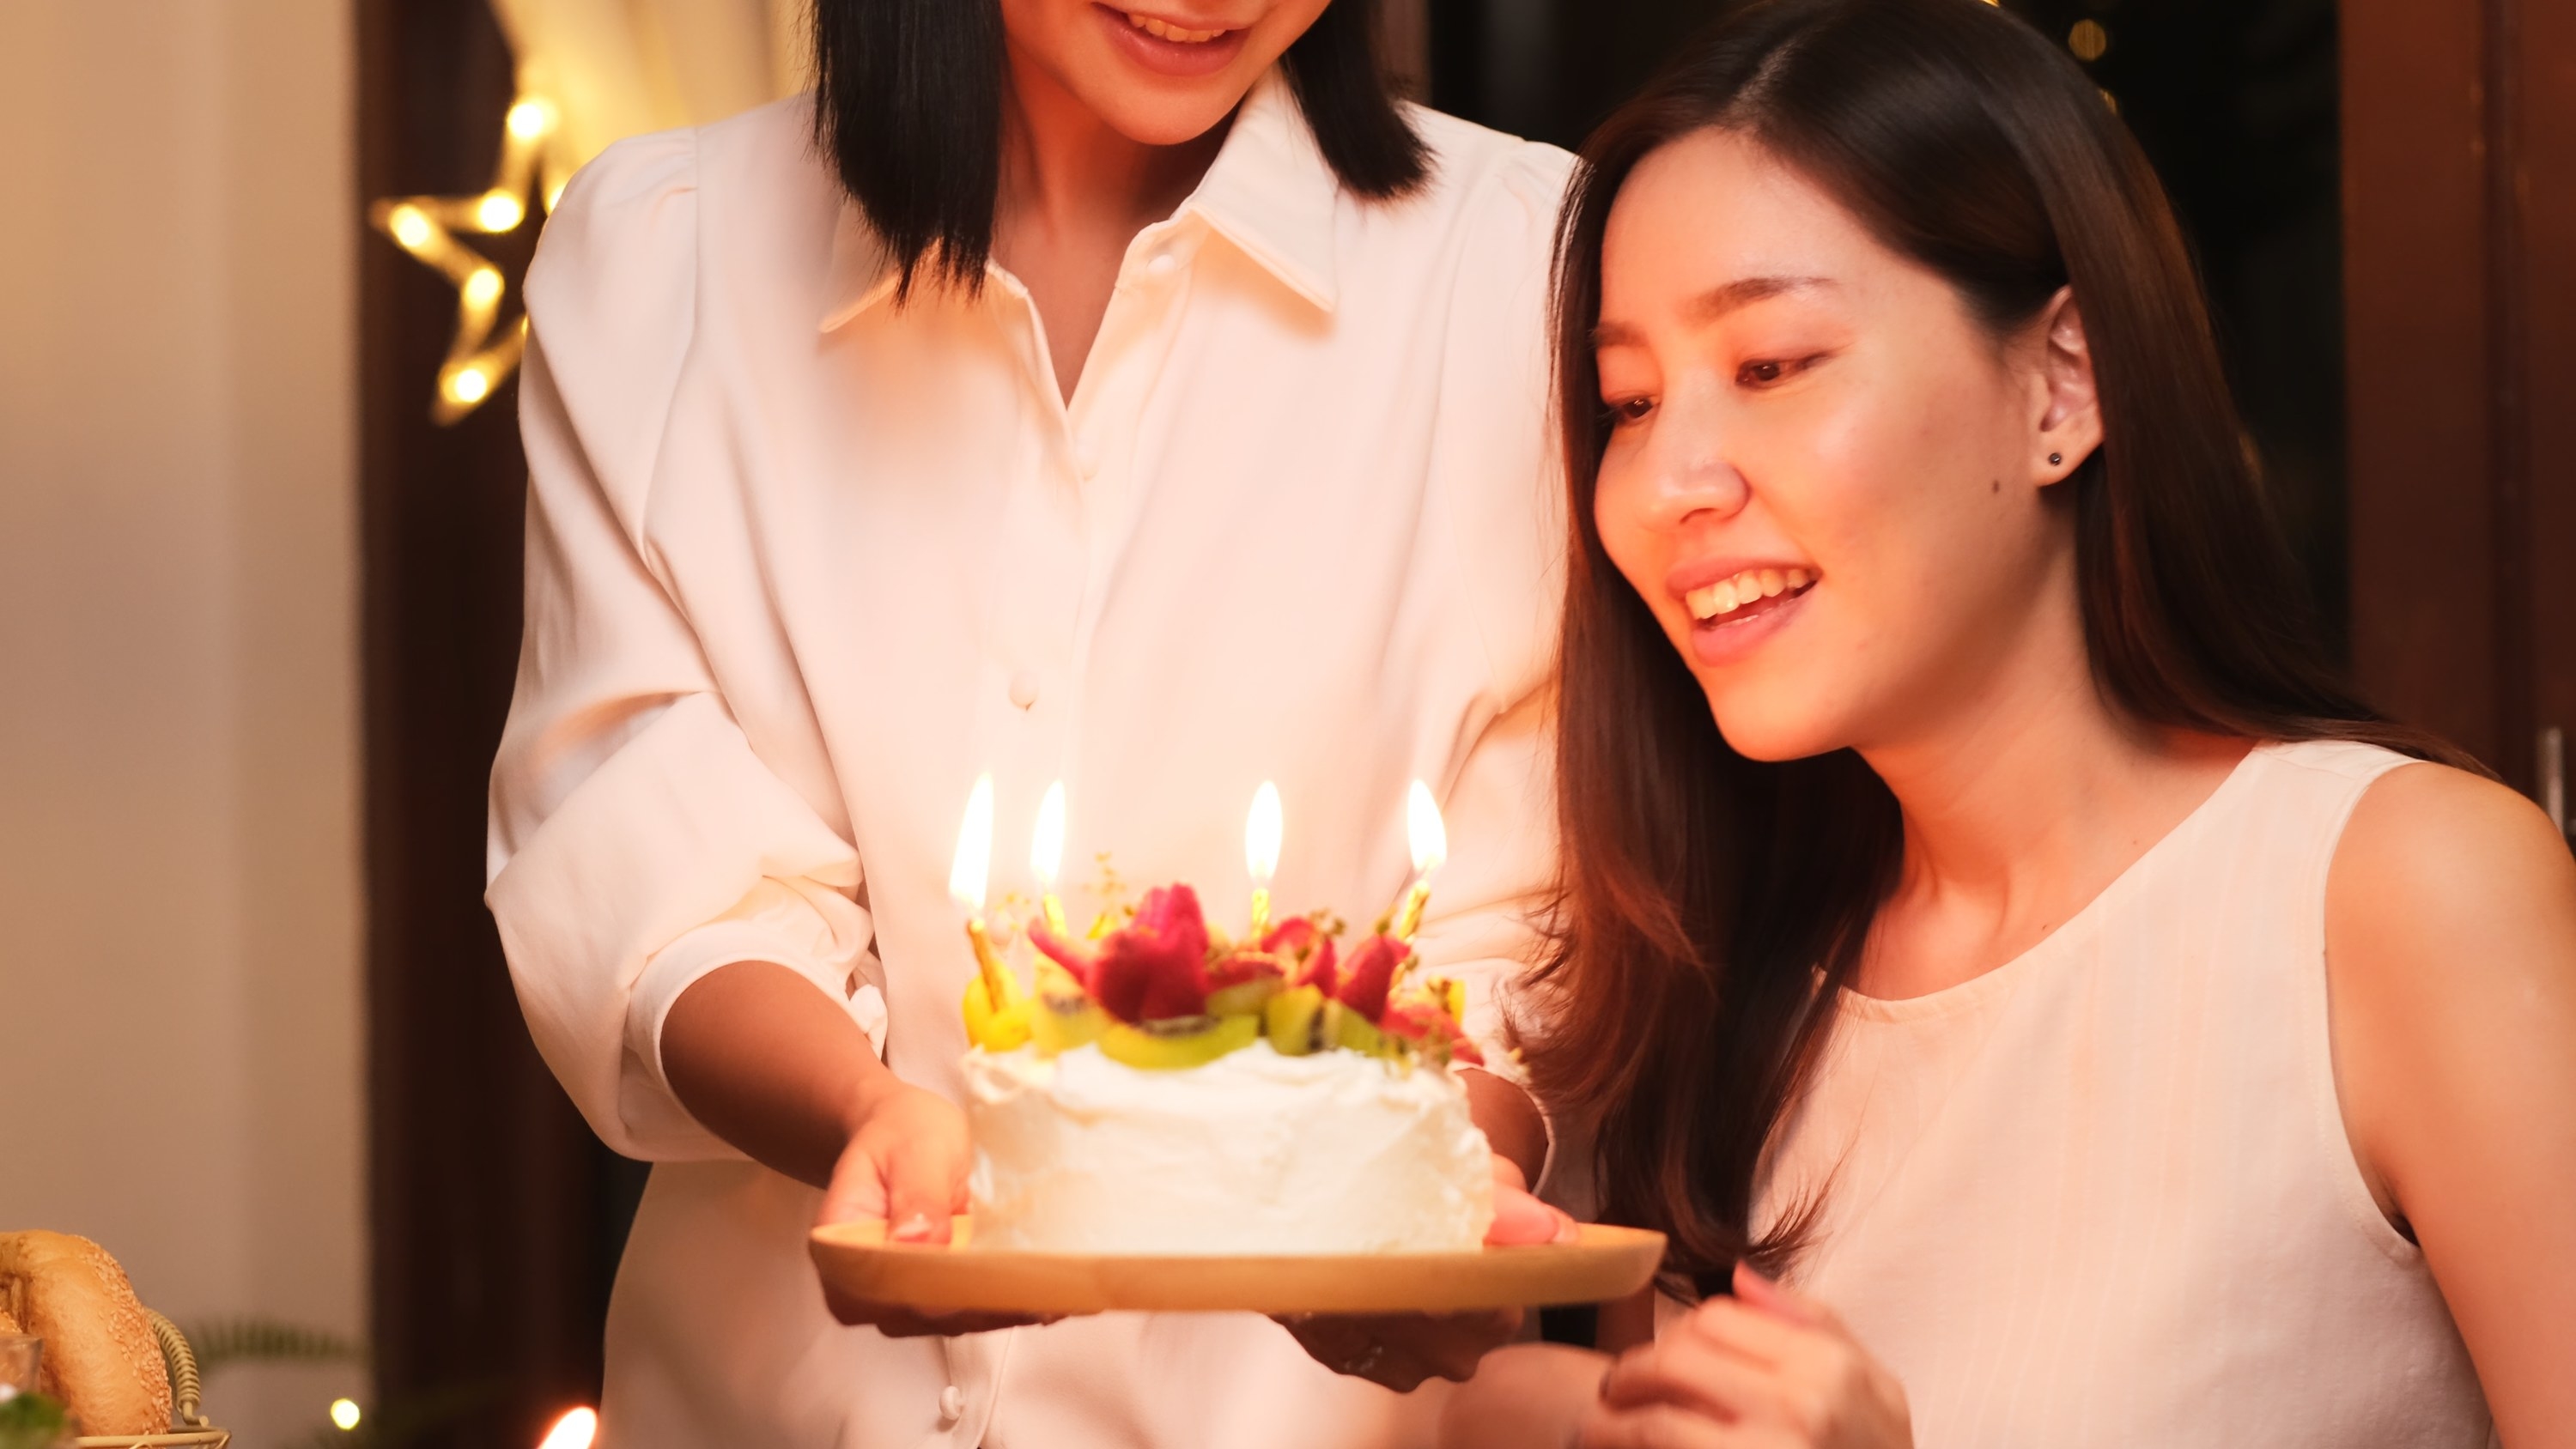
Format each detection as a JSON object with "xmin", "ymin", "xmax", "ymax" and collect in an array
[{"xmin": 1990, "ymin": 478, "xmax": 2001, "ymax": 493}]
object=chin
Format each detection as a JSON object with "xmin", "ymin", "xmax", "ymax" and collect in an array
[
  {"xmin": 1087, "ymin": 88, "xmax": 1249, "ymax": 147},
  {"xmin": 1704, "ymin": 692, "xmax": 1845, "ymax": 765}
]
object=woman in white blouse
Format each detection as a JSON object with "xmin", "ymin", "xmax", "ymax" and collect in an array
[{"xmin": 488, "ymin": 1, "xmax": 1577, "ymax": 1446}]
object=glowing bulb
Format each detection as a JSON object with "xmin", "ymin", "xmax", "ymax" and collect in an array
[
  {"xmin": 446, "ymin": 367, "xmax": 491, "ymax": 405},
  {"xmin": 463, "ymin": 268, "xmax": 503, "ymax": 309},
  {"xmin": 388, "ymin": 205, "xmax": 433, "ymax": 252},
  {"xmin": 329, "ymin": 1399, "xmax": 361, "ymax": 1431},
  {"xmin": 477, "ymin": 190, "xmax": 526, "ymax": 232},
  {"xmin": 507, "ymin": 98, "xmax": 552, "ymax": 140},
  {"xmin": 544, "ymin": 180, "xmax": 567, "ymax": 212},
  {"xmin": 1245, "ymin": 782, "xmax": 1282, "ymax": 884},
  {"xmin": 1406, "ymin": 779, "xmax": 1447, "ymax": 876},
  {"xmin": 537, "ymin": 1407, "xmax": 598, "ymax": 1449},
  {"xmin": 1030, "ymin": 780, "xmax": 1066, "ymax": 888},
  {"xmin": 2069, "ymin": 19, "xmax": 2109, "ymax": 60},
  {"xmin": 949, "ymin": 773, "xmax": 995, "ymax": 912}
]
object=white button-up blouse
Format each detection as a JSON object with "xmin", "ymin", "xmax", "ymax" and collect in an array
[{"xmin": 488, "ymin": 76, "xmax": 1572, "ymax": 1449}]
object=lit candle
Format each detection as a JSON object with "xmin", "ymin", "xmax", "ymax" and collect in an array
[
  {"xmin": 1391, "ymin": 779, "xmax": 1449, "ymax": 941},
  {"xmin": 1031, "ymin": 779, "xmax": 1070, "ymax": 937},
  {"xmin": 949, "ymin": 773, "xmax": 1012, "ymax": 1009},
  {"xmin": 1244, "ymin": 780, "xmax": 1283, "ymax": 939}
]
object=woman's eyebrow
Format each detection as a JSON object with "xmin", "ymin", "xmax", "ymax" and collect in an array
[
  {"xmin": 1594, "ymin": 275, "xmax": 1837, "ymax": 349},
  {"xmin": 1685, "ymin": 274, "xmax": 1834, "ymax": 322}
]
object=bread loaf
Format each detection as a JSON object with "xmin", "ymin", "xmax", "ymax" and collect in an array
[{"xmin": 0, "ymin": 1231, "xmax": 171, "ymax": 1435}]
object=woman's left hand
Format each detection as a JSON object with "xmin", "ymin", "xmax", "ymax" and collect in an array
[{"xmin": 1577, "ymin": 1264, "xmax": 1911, "ymax": 1449}]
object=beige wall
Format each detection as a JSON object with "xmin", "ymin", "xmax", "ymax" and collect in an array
[{"xmin": 0, "ymin": 2, "xmax": 365, "ymax": 1444}]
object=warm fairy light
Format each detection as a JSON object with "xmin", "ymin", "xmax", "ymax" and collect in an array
[
  {"xmin": 1245, "ymin": 782, "xmax": 1283, "ymax": 884},
  {"xmin": 507, "ymin": 98, "xmax": 554, "ymax": 141},
  {"xmin": 1406, "ymin": 779, "xmax": 1448, "ymax": 876},
  {"xmin": 373, "ymin": 90, "xmax": 556, "ymax": 421},
  {"xmin": 950, "ymin": 773, "xmax": 995, "ymax": 912},
  {"xmin": 545, "ymin": 180, "xmax": 568, "ymax": 212},
  {"xmin": 2069, "ymin": 18, "xmax": 2109, "ymax": 61},
  {"xmin": 387, "ymin": 204, "xmax": 433, "ymax": 252},
  {"xmin": 329, "ymin": 1399, "xmax": 361, "ymax": 1431},
  {"xmin": 536, "ymin": 1407, "xmax": 598, "ymax": 1449},
  {"xmin": 477, "ymin": 190, "xmax": 526, "ymax": 232},
  {"xmin": 1030, "ymin": 781, "xmax": 1066, "ymax": 888}
]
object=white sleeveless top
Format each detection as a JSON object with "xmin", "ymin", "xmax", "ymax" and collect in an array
[{"xmin": 1741, "ymin": 740, "xmax": 2492, "ymax": 1447}]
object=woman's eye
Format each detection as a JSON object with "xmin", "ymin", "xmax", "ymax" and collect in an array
[
  {"xmin": 1604, "ymin": 397, "xmax": 1656, "ymax": 426},
  {"xmin": 1736, "ymin": 354, "xmax": 1823, "ymax": 388}
]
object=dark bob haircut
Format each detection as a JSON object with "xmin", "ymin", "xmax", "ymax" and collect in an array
[{"xmin": 813, "ymin": 0, "xmax": 1428, "ymax": 299}]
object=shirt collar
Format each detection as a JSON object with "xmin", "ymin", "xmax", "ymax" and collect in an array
[{"xmin": 820, "ymin": 69, "xmax": 1342, "ymax": 331}]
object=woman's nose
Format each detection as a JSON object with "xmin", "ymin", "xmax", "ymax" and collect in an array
[{"xmin": 1638, "ymin": 392, "xmax": 1750, "ymax": 530}]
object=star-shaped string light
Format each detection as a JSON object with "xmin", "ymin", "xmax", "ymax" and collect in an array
[{"xmin": 369, "ymin": 94, "xmax": 564, "ymax": 423}]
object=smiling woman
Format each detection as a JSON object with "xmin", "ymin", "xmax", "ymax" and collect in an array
[
  {"xmin": 815, "ymin": 0, "xmax": 1424, "ymax": 300},
  {"xmin": 1438, "ymin": 0, "xmax": 2576, "ymax": 1446}
]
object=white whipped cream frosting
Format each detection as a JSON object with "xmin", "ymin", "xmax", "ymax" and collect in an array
[{"xmin": 964, "ymin": 1040, "xmax": 1496, "ymax": 1254}]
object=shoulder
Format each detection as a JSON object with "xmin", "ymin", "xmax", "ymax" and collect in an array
[
  {"xmin": 2326, "ymin": 756, "xmax": 2576, "ymax": 1121},
  {"xmin": 1403, "ymin": 106, "xmax": 1578, "ymax": 242},
  {"xmin": 2332, "ymin": 759, "xmax": 2575, "ymax": 950}
]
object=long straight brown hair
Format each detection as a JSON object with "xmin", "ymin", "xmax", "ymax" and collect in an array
[{"xmin": 1526, "ymin": 0, "xmax": 2476, "ymax": 1298}]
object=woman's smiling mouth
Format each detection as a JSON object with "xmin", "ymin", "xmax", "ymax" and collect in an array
[{"xmin": 1686, "ymin": 566, "xmax": 1816, "ymax": 623}]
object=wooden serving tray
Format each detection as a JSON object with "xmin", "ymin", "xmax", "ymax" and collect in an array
[{"xmin": 811, "ymin": 1218, "xmax": 1664, "ymax": 1316}]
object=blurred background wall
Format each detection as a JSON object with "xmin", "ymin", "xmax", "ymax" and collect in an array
[{"xmin": 0, "ymin": 2, "xmax": 365, "ymax": 1446}]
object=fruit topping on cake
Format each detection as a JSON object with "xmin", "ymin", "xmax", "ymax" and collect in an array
[{"xmin": 966, "ymin": 879, "xmax": 1479, "ymax": 1070}]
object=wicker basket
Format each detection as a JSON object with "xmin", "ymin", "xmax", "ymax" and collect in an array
[{"xmin": 67, "ymin": 1312, "xmax": 228, "ymax": 1448}]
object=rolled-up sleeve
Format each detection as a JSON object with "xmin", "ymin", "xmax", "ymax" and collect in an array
[{"xmin": 488, "ymin": 129, "xmax": 883, "ymax": 1162}]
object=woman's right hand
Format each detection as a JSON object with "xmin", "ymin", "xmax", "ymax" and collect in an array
[{"xmin": 813, "ymin": 1079, "xmax": 1046, "ymax": 1336}]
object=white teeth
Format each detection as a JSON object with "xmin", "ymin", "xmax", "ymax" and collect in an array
[
  {"xmin": 1685, "ymin": 567, "xmax": 1817, "ymax": 621},
  {"xmin": 1127, "ymin": 11, "xmax": 1225, "ymax": 42}
]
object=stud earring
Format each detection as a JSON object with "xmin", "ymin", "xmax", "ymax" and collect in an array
[{"xmin": 2048, "ymin": 452, "xmax": 2063, "ymax": 465}]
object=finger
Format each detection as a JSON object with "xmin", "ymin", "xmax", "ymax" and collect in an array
[
  {"xmin": 1684, "ymin": 1297, "xmax": 1811, "ymax": 1368},
  {"xmin": 1599, "ymin": 1334, "xmax": 1779, "ymax": 1423},
  {"xmin": 883, "ymin": 1139, "xmax": 962, "ymax": 1245},
  {"xmin": 1730, "ymin": 1263, "xmax": 1822, "ymax": 1329},
  {"xmin": 1575, "ymin": 1401, "xmax": 1736, "ymax": 1449},
  {"xmin": 817, "ymin": 1143, "xmax": 891, "ymax": 1227},
  {"xmin": 1489, "ymin": 1182, "xmax": 1581, "ymax": 1246}
]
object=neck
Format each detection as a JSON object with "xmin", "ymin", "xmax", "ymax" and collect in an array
[
  {"xmin": 997, "ymin": 47, "xmax": 1228, "ymax": 253},
  {"xmin": 1850, "ymin": 555, "xmax": 2247, "ymax": 997}
]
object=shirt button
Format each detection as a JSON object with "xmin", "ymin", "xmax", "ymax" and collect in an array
[
  {"xmin": 1008, "ymin": 670, "xmax": 1041, "ymax": 710},
  {"xmin": 938, "ymin": 1384, "xmax": 964, "ymax": 1422},
  {"xmin": 1146, "ymin": 252, "xmax": 1178, "ymax": 278},
  {"xmin": 1074, "ymin": 440, "xmax": 1103, "ymax": 479}
]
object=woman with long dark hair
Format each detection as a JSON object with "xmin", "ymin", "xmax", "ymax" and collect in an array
[
  {"xmin": 1446, "ymin": 0, "xmax": 2576, "ymax": 1444},
  {"xmin": 487, "ymin": 3, "xmax": 1578, "ymax": 1445}
]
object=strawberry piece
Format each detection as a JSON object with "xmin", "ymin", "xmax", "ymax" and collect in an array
[
  {"xmin": 1334, "ymin": 933, "xmax": 1407, "ymax": 1024},
  {"xmin": 1091, "ymin": 883, "xmax": 1212, "ymax": 1023},
  {"xmin": 1381, "ymin": 999, "xmax": 1485, "ymax": 1065},
  {"xmin": 1295, "ymin": 934, "xmax": 1340, "ymax": 993},
  {"xmin": 1027, "ymin": 920, "xmax": 1098, "ymax": 990}
]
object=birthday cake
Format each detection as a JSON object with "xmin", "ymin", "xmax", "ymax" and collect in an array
[{"xmin": 960, "ymin": 884, "xmax": 1497, "ymax": 1255}]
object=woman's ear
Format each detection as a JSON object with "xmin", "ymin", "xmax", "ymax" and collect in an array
[{"xmin": 2031, "ymin": 286, "xmax": 2101, "ymax": 486}]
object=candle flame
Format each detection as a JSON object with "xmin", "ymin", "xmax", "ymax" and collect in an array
[
  {"xmin": 1031, "ymin": 780, "xmax": 1067, "ymax": 887},
  {"xmin": 537, "ymin": 1408, "xmax": 598, "ymax": 1449},
  {"xmin": 1245, "ymin": 781, "xmax": 1283, "ymax": 883},
  {"xmin": 949, "ymin": 773, "xmax": 994, "ymax": 911},
  {"xmin": 1406, "ymin": 779, "xmax": 1448, "ymax": 875}
]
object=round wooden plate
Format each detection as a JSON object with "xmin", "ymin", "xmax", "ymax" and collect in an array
[{"xmin": 809, "ymin": 1218, "xmax": 1667, "ymax": 1316}]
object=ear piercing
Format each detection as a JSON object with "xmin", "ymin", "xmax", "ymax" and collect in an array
[{"xmin": 2048, "ymin": 452, "xmax": 2063, "ymax": 465}]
